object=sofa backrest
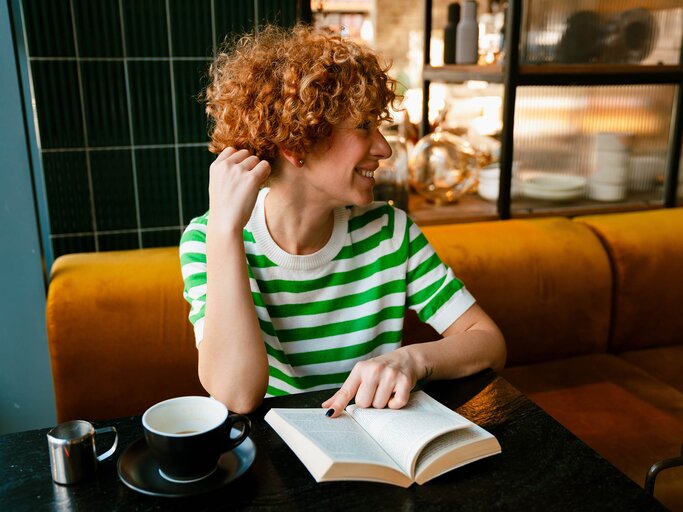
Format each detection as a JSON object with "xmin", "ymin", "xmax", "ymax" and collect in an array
[
  {"xmin": 577, "ymin": 208, "xmax": 683, "ymax": 353},
  {"xmin": 48, "ymin": 208, "xmax": 679, "ymax": 421},
  {"xmin": 46, "ymin": 247, "xmax": 203, "ymax": 422},
  {"xmin": 422, "ymin": 217, "xmax": 613, "ymax": 366}
]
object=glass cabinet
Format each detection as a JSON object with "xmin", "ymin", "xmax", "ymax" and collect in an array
[{"xmin": 416, "ymin": 0, "xmax": 683, "ymax": 224}]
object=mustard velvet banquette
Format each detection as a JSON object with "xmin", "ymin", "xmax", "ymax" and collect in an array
[{"xmin": 46, "ymin": 208, "xmax": 683, "ymax": 509}]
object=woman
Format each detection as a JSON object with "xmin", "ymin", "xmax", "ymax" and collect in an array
[{"xmin": 180, "ymin": 25, "xmax": 505, "ymax": 416}]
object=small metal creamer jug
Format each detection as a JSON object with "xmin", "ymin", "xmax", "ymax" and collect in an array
[{"xmin": 47, "ymin": 420, "xmax": 118, "ymax": 485}]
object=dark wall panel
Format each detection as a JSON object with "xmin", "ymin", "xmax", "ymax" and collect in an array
[{"xmin": 22, "ymin": 0, "xmax": 304, "ymax": 256}]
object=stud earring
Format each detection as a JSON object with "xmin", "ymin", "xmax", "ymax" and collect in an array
[{"xmin": 298, "ymin": 159, "xmax": 304, "ymax": 166}]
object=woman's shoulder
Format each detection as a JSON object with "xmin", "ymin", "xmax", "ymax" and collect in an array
[{"xmin": 180, "ymin": 211, "xmax": 210, "ymax": 242}]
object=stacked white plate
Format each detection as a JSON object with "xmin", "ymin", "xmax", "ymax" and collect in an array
[
  {"xmin": 518, "ymin": 172, "xmax": 586, "ymax": 201},
  {"xmin": 589, "ymin": 132, "xmax": 629, "ymax": 201}
]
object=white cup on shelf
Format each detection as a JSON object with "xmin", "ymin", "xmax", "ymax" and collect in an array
[
  {"xmin": 594, "ymin": 151, "xmax": 627, "ymax": 182},
  {"xmin": 593, "ymin": 132, "xmax": 630, "ymax": 152},
  {"xmin": 477, "ymin": 164, "xmax": 499, "ymax": 201},
  {"xmin": 593, "ymin": 164, "xmax": 628, "ymax": 185},
  {"xmin": 588, "ymin": 180, "xmax": 627, "ymax": 202},
  {"xmin": 476, "ymin": 164, "xmax": 521, "ymax": 202},
  {"xmin": 590, "ymin": 132, "xmax": 630, "ymax": 202}
]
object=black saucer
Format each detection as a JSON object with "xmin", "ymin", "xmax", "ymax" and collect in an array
[{"xmin": 117, "ymin": 430, "xmax": 256, "ymax": 498}]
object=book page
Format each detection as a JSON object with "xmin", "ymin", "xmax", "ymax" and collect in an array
[
  {"xmin": 269, "ymin": 408, "xmax": 403, "ymax": 470},
  {"xmin": 415, "ymin": 424, "xmax": 494, "ymax": 474},
  {"xmin": 346, "ymin": 391, "xmax": 472, "ymax": 475}
]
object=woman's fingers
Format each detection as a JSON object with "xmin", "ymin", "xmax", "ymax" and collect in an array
[
  {"xmin": 207, "ymin": 147, "xmax": 271, "ymax": 231},
  {"xmin": 250, "ymin": 160, "xmax": 271, "ymax": 183},
  {"xmin": 212, "ymin": 149, "xmax": 269, "ymax": 180},
  {"xmin": 218, "ymin": 150, "xmax": 268, "ymax": 174},
  {"xmin": 322, "ymin": 355, "xmax": 417, "ymax": 417},
  {"xmin": 321, "ymin": 372, "xmax": 362, "ymax": 417},
  {"xmin": 370, "ymin": 371, "xmax": 401, "ymax": 409},
  {"xmin": 355, "ymin": 377, "xmax": 380, "ymax": 409},
  {"xmin": 227, "ymin": 149, "xmax": 253, "ymax": 165},
  {"xmin": 236, "ymin": 154, "xmax": 262, "ymax": 171},
  {"xmin": 387, "ymin": 378, "xmax": 412, "ymax": 409},
  {"xmin": 215, "ymin": 146, "xmax": 237, "ymax": 163}
]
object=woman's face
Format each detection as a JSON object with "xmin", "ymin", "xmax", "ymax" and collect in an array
[{"xmin": 302, "ymin": 118, "xmax": 392, "ymax": 208}]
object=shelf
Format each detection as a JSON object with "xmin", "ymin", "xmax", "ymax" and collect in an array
[
  {"xmin": 423, "ymin": 64, "xmax": 683, "ymax": 86},
  {"xmin": 529, "ymin": 0, "xmax": 682, "ymax": 14},
  {"xmin": 408, "ymin": 191, "xmax": 666, "ymax": 226},
  {"xmin": 313, "ymin": 1, "xmax": 370, "ymax": 12},
  {"xmin": 423, "ymin": 65, "xmax": 503, "ymax": 83},
  {"xmin": 511, "ymin": 193, "xmax": 664, "ymax": 218},
  {"xmin": 517, "ymin": 64, "xmax": 683, "ymax": 86},
  {"xmin": 420, "ymin": 0, "xmax": 683, "ymax": 218},
  {"xmin": 408, "ymin": 193, "xmax": 499, "ymax": 226}
]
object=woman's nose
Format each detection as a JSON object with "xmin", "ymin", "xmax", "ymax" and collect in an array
[{"xmin": 373, "ymin": 130, "xmax": 392, "ymax": 160}]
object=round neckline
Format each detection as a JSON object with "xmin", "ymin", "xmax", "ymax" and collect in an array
[{"xmin": 249, "ymin": 188, "xmax": 349, "ymax": 270}]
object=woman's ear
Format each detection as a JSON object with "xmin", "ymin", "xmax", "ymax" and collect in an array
[{"xmin": 279, "ymin": 146, "xmax": 305, "ymax": 168}]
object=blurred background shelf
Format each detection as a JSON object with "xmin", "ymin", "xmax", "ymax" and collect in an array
[
  {"xmin": 517, "ymin": 64, "xmax": 683, "ymax": 85},
  {"xmin": 420, "ymin": 0, "xmax": 683, "ymax": 223},
  {"xmin": 424, "ymin": 65, "xmax": 683, "ymax": 86},
  {"xmin": 528, "ymin": 0, "xmax": 683, "ymax": 14},
  {"xmin": 409, "ymin": 193, "xmax": 499, "ymax": 225},
  {"xmin": 408, "ymin": 191, "xmax": 665, "ymax": 226},
  {"xmin": 423, "ymin": 64, "xmax": 503, "ymax": 83}
]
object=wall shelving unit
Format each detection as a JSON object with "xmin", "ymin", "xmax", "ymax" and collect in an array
[{"xmin": 415, "ymin": 0, "xmax": 683, "ymax": 225}]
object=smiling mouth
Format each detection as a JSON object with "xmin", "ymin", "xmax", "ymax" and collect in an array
[{"xmin": 355, "ymin": 168, "xmax": 375, "ymax": 179}]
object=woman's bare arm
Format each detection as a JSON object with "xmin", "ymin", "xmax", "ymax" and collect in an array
[{"xmin": 198, "ymin": 148, "xmax": 271, "ymax": 413}]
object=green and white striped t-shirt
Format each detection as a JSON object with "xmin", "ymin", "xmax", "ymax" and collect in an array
[{"xmin": 180, "ymin": 188, "xmax": 475, "ymax": 397}]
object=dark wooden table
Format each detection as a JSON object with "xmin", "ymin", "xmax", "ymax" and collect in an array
[{"xmin": 0, "ymin": 372, "xmax": 666, "ymax": 511}]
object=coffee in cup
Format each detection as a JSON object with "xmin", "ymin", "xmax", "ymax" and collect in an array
[{"xmin": 142, "ymin": 396, "xmax": 250, "ymax": 483}]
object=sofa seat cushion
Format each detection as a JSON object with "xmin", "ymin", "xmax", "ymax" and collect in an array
[
  {"xmin": 577, "ymin": 208, "xmax": 683, "ymax": 352},
  {"xmin": 502, "ymin": 354, "xmax": 683, "ymax": 509},
  {"xmin": 46, "ymin": 248, "xmax": 204, "ymax": 422},
  {"xmin": 422, "ymin": 218, "xmax": 611, "ymax": 366},
  {"xmin": 620, "ymin": 346, "xmax": 683, "ymax": 394}
]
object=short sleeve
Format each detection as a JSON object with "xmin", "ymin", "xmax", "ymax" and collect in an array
[
  {"xmin": 404, "ymin": 215, "xmax": 476, "ymax": 334},
  {"xmin": 179, "ymin": 214, "xmax": 209, "ymax": 346}
]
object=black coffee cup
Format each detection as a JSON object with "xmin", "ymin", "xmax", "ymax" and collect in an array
[{"xmin": 142, "ymin": 396, "xmax": 250, "ymax": 483}]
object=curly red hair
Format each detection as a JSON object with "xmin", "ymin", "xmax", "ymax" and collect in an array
[{"xmin": 204, "ymin": 24, "xmax": 397, "ymax": 163}]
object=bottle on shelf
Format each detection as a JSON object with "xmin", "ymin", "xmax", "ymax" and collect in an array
[
  {"xmin": 496, "ymin": 1, "xmax": 507, "ymax": 63},
  {"xmin": 456, "ymin": 0, "xmax": 479, "ymax": 64},
  {"xmin": 443, "ymin": 2, "xmax": 461, "ymax": 65}
]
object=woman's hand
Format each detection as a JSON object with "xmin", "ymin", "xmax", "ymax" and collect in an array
[
  {"xmin": 208, "ymin": 147, "xmax": 271, "ymax": 233},
  {"xmin": 321, "ymin": 348, "xmax": 425, "ymax": 418},
  {"xmin": 320, "ymin": 305, "xmax": 506, "ymax": 419}
]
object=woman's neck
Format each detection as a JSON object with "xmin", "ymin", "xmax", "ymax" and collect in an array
[{"xmin": 263, "ymin": 186, "xmax": 337, "ymax": 256}]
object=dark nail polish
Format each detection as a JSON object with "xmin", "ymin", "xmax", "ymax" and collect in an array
[{"xmin": 325, "ymin": 409, "xmax": 335, "ymax": 417}]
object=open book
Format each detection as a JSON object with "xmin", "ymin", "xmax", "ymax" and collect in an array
[{"xmin": 264, "ymin": 390, "xmax": 501, "ymax": 487}]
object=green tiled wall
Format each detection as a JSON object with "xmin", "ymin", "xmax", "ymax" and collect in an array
[{"xmin": 22, "ymin": 0, "xmax": 301, "ymax": 257}]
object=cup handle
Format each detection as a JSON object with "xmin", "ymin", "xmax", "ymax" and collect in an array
[
  {"xmin": 225, "ymin": 414, "xmax": 251, "ymax": 450},
  {"xmin": 94, "ymin": 426, "xmax": 118, "ymax": 462}
]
